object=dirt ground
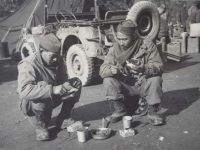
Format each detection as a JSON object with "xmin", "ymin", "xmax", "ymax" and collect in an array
[{"xmin": 0, "ymin": 53, "xmax": 200, "ymax": 150}]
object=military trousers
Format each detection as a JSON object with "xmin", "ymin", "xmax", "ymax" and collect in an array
[
  {"xmin": 20, "ymin": 77, "xmax": 82, "ymax": 126},
  {"xmin": 103, "ymin": 76, "xmax": 163, "ymax": 105}
]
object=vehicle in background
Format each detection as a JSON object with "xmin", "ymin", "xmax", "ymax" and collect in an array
[{"xmin": 19, "ymin": 0, "xmax": 160, "ymax": 86}]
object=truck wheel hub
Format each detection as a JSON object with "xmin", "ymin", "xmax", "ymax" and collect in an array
[{"xmin": 72, "ymin": 55, "xmax": 83, "ymax": 76}]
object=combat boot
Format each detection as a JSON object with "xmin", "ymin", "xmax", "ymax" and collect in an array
[
  {"xmin": 148, "ymin": 104, "xmax": 163, "ymax": 126},
  {"xmin": 34, "ymin": 109, "xmax": 50, "ymax": 141},
  {"xmin": 55, "ymin": 99, "xmax": 76, "ymax": 129},
  {"xmin": 105, "ymin": 99, "xmax": 127, "ymax": 123}
]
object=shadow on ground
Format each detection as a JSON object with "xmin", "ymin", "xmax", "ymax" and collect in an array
[
  {"xmin": 49, "ymin": 88, "xmax": 200, "ymax": 126},
  {"xmin": 50, "ymin": 100, "xmax": 111, "ymax": 123},
  {"xmin": 162, "ymin": 88, "xmax": 200, "ymax": 117},
  {"xmin": 29, "ymin": 88, "xmax": 200, "ymax": 141},
  {"xmin": 72, "ymin": 88, "xmax": 200, "ymax": 122},
  {"xmin": 164, "ymin": 59, "xmax": 200, "ymax": 73}
]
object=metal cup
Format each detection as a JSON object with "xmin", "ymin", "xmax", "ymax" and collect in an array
[
  {"xmin": 123, "ymin": 116, "xmax": 132, "ymax": 129},
  {"xmin": 77, "ymin": 127, "xmax": 88, "ymax": 143}
]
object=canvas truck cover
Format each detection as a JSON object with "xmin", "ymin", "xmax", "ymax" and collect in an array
[
  {"xmin": 0, "ymin": 0, "xmax": 96, "ymax": 54},
  {"xmin": 0, "ymin": 0, "xmax": 45, "ymax": 54},
  {"xmin": 47, "ymin": 0, "xmax": 93, "ymax": 14},
  {"xmin": 46, "ymin": 0, "xmax": 131, "ymax": 15}
]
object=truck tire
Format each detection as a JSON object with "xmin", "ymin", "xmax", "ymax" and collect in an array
[
  {"xmin": 126, "ymin": 1, "xmax": 160, "ymax": 41},
  {"xmin": 66, "ymin": 44, "xmax": 94, "ymax": 86}
]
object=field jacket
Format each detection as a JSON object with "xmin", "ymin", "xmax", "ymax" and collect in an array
[
  {"xmin": 17, "ymin": 51, "xmax": 68, "ymax": 102},
  {"xmin": 99, "ymin": 40, "xmax": 164, "ymax": 81}
]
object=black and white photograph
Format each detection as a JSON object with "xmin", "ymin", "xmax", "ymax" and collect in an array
[{"xmin": 0, "ymin": 0, "xmax": 200, "ymax": 149}]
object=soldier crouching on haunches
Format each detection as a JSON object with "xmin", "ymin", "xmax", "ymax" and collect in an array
[
  {"xmin": 17, "ymin": 33, "xmax": 82, "ymax": 141},
  {"xmin": 99, "ymin": 20, "xmax": 164, "ymax": 126}
]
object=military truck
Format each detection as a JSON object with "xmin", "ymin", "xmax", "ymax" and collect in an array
[{"xmin": 20, "ymin": 0, "xmax": 160, "ymax": 86}]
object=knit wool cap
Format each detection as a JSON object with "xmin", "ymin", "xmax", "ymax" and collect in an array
[
  {"xmin": 117, "ymin": 20, "xmax": 137, "ymax": 36},
  {"xmin": 40, "ymin": 33, "xmax": 61, "ymax": 53}
]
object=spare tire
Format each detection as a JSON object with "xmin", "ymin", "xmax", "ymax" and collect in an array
[{"xmin": 126, "ymin": 1, "xmax": 160, "ymax": 41}]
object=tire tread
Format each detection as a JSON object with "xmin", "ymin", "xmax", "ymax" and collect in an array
[
  {"xmin": 126, "ymin": 1, "xmax": 160, "ymax": 41},
  {"xmin": 66, "ymin": 44, "xmax": 94, "ymax": 86}
]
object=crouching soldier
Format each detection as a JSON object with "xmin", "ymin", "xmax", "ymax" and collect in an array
[
  {"xmin": 99, "ymin": 20, "xmax": 164, "ymax": 126},
  {"xmin": 17, "ymin": 33, "xmax": 82, "ymax": 141}
]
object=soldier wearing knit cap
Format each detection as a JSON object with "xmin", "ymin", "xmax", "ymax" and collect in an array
[
  {"xmin": 100, "ymin": 20, "xmax": 164, "ymax": 126},
  {"xmin": 117, "ymin": 20, "xmax": 138, "ymax": 36},
  {"xmin": 116, "ymin": 20, "xmax": 139, "ymax": 53},
  {"xmin": 17, "ymin": 33, "xmax": 82, "ymax": 141}
]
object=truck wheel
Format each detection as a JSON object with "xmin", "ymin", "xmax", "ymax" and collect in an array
[
  {"xmin": 126, "ymin": 1, "xmax": 160, "ymax": 41},
  {"xmin": 66, "ymin": 44, "xmax": 94, "ymax": 86}
]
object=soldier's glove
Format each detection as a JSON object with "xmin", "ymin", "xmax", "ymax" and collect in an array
[
  {"xmin": 68, "ymin": 88, "xmax": 78, "ymax": 95},
  {"xmin": 62, "ymin": 81, "xmax": 79, "ymax": 95},
  {"xmin": 53, "ymin": 85, "xmax": 67, "ymax": 96},
  {"xmin": 61, "ymin": 82, "xmax": 79, "ymax": 100},
  {"xmin": 62, "ymin": 81, "xmax": 74, "ymax": 91},
  {"xmin": 60, "ymin": 87, "xmax": 79, "ymax": 101}
]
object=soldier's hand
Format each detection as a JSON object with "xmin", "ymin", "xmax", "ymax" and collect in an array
[
  {"xmin": 53, "ymin": 85, "xmax": 67, "ymax": 96},
  {"xmin": 126, "ymin": 62, "xmax": 144, "ymax": 74},
  {"xmin": 131, "ymin": 64, "xmax": 142, "ymax": 74},
  {"xmin": 62, "ymin": 81, "xmax": 73, "ymax": 91},
  {"xmin": 111, "ymin": 66, "xmax": 119, "ymax": 75},
  {"xmin": 68, "ymin": 88, "xmax": 78, "ymax": 95}
]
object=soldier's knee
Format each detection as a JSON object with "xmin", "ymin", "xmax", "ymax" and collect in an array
[
  {"xmin": 103, "ymin": 77, "xmax": 119, "ymax": 87},
  {"xmin": 148, "ymin": 76, "xmax": 162, "ymax": 86},
  {"xmin": 21, "ymin": 99, "xmax": 53, "ymax": 116}
]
